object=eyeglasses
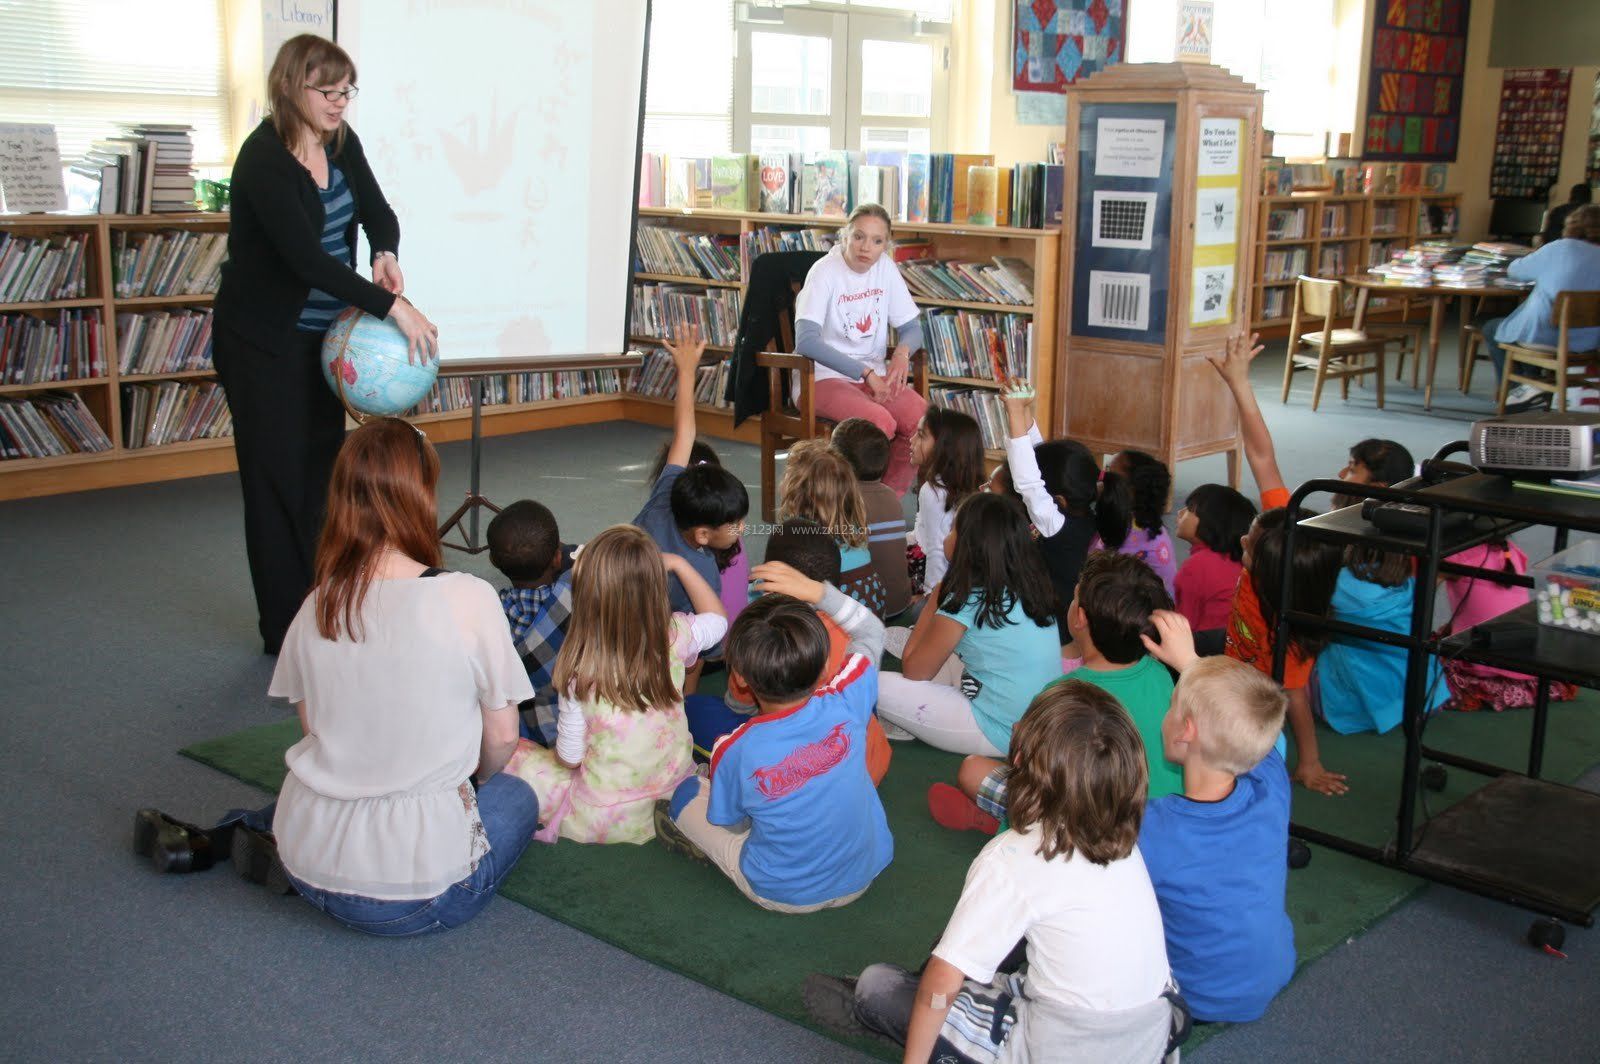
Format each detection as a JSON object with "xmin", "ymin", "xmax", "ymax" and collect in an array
[{"xmin": 305, "ymin": 85, "xmax": 359, "ymax": 102}]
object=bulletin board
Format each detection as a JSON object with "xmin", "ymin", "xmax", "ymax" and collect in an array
[
  {"xmin": 1070, "ymin": 102, "xmax": 1177, "ymax": 346},
  {"xmin": 1361, "ymin": 0, "xmax": 1471, "ymax": 162},
  {"xmin": 1491, "ymin": 69, "xmax": 1571, "ymax": 199}
]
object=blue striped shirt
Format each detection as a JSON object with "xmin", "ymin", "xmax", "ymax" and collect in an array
[{"xmin": 296, "ymin": 160, "xmax": 355, "ymax": 332}]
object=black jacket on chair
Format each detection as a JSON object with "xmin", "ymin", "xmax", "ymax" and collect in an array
[{"xmin": 728, "ymin": 249, "xmax": 825, "ymax": 426}]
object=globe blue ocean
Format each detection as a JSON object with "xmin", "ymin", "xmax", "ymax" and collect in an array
[{"xmin": 320, "ymin": 307, "xmax": 439, "ymax": 417}]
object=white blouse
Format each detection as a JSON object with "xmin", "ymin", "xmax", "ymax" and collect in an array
[{"xmin": 268, "ymin": 572, "xmax": 534, "ymax": 900}]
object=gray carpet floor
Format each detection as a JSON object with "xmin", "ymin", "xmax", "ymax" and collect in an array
[{"xmin": 0, "ymin": 337, "xmax": 1595, "ymax": 1062}]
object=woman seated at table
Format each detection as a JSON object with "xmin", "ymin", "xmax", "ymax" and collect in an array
[
  {"xmin": 1482, "ymin": 204, "xmax": 1600, "ymax": 412},
  {"xmin": 133, "ymin": 418, "xmax": 539, "ymax": 935}
]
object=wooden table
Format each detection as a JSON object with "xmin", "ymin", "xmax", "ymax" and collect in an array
[{"xmin": 1340, "ymin": 275, "xmax": 1528, "ymax": 410}]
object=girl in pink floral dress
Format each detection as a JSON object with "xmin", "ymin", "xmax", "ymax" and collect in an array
[{"xmin": 509, "ymin": 525, "xmax": 727, "ymax": 845}]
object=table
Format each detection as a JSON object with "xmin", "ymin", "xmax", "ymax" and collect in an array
[{"xmin": 1340, "ymin": 275, "xmax": 1528, "ymax": 410}]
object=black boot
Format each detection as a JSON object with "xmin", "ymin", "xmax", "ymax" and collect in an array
[
  {"xmin": 133, "ymin": 809, "xmax": 227, "ymax": 874},
  {"xmin": 231, "ymin": 824, "xmax": 295, "ymax": 894}
]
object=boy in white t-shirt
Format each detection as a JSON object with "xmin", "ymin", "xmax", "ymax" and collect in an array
[
  {"xmin": 794, "ymin": 203, "xmax": 927, "ymax": 496},
  {"xmin": 804, "ymin": 680, "xmax": 1186, "ymax": 1063}
]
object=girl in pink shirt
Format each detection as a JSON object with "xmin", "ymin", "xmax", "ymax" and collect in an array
[{"xmin": 1173, "ymin": 484, "xmax": 1258, "ymax": 633}]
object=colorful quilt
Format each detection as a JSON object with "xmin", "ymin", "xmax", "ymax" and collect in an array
[
  {"xmin": 1361, "ymin": 0, "xmax": 1471, "ymax": 161},
  {"xmin": 1012, "ymin": 0, "xmax": 1127, "ymax": 94}
]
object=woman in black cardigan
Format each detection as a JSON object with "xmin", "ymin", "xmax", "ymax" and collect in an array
[{"xmin": 214, "ymin": 34, "xmax": 437, "ymax": 653}]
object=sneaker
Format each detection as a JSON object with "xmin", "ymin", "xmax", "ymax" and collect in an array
[
  {"xmin": 652, "ymin": 800, "xmax": 709, "ymax": 864},
  {"xmin": 1504, "ymin": 384, "xmax": 1552, "ymax": 413},
  {"xmin": 802, "ymin": 973, "xmax": 867, "ymax": 1036},
  {"xmin": 231, "ymin": 824, "xmax": 295, "ymax": 894},
  {"xmin": 927, "ymin": 783, "xmax": 1000, "ymax": 834},
  {"xmin": 878, "ymin": 717, "xmax": 916, "ymax": 741}
]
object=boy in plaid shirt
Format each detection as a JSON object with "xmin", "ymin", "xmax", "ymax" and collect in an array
[{"xmin": 488, "ymin": 500, "xmax": 576, "ymax": 746}]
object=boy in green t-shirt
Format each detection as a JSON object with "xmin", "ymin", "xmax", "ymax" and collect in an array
[{"xmin": 929, "ymin": 551, "xmax": 1180, "ymax": 832}]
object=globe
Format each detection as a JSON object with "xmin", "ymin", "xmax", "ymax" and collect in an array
[{"xmin": 320, "ymin": 306, "xmax": 439, "ymax": 418}]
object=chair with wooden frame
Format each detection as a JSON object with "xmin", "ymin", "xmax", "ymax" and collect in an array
[
  {"xmin": 1496, "ymin": 291, "xmax": 1600, "ymax": 414},
  {"xmin": 1281, "ymin": 275, "xmax": 1406, "ymax": 411}
]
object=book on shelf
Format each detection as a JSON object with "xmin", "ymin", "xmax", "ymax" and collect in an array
[
  {"xmin": 625, "ymin": 347, "xmax": 731, "ymax": 409},
  {"xmin": 905, "ymin": 154, "xmax": 930, "ymax": 223},
  {"xmin": 757, "ymin": 152, "xmax": 799, "ymax": 213},
  {"xmin": 1327, "ymin": 157, "xmax": 1359, "ymax": 195},
  {"xmin": 966, "ymin": 166, "xmax": 999, "ymax": 226},
  {"xmin": 121, "ymin": 379, "xmax": 231, "ymax": 448},
  {"xmin": 634, "ymin": 224, "xmax": 741, "ymax": 282},
  {"xmin": 710, "ymin": 153, "xmax": 759, "ymax": 211},
  {"xmin": 898, "ymin": 256, "xmax": 1036, "ymax": 306},
  {"xmin": 116, "ymin": 308, "xmax": 214, "ymax": 375},
  {"xmin": 0, "ymin": 230, "xmax": 91, "ymax": 304},
  {"xmin": 1316, "ymin": 246, "xmax": 1348, "ymax": 277},
  {"xmin": 408, "ymin": 369, "xmax": 624, "ymax": 414},
  {"xmin": 1, "ymin": 308, "xmax": 104, "ymax": 384},
  {"xmin": 0, "ymin": 391, "xmax": 113, "ymax": 460},
  {"xmin": 110, "ymin": 229, "xmax": 225, "ymax": 298},
  {"xmin": 740, "ymin": 224, "xmax": 837, "ymax": 276},
  {"xmin": 927, "ymin": 385, "xmax": 1009, "ymax": 451},
  {"xmin": 1263, "ymin": 248, "xmax": 1307, "ymax": 281},
  {"xmin": 1319, "ymin": 204, "xmax": 1347, "ymax": 238},
  {"xmin": 921, "ymin": 310, "xmax": 1033, "ymax": 382},
  {"xmin": 1260, "ymin": 289, "xmax": 1288, "ymax": 320},
  {"xmin": 808, "ymin": 152, "xmax": 850, "ymax": 217},
  {"xmin": 1265, "ymin": 206, "xmax": 1306, "ymax": 240},
  {"xmin": 630, "ymin": 283, "xmax": 741, "ymax": 346}
]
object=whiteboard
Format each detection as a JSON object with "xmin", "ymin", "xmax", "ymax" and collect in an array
[{"xmin": 337, "ymin": 0, "xmax": 649, "ymax": 362}]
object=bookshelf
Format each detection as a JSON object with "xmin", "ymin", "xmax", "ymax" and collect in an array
[
  {"xmin": 1249, "ymin": 191, "xmax": 1462, "ymax": 334},
  {"xmin": 632, "ymin": 206, "xmax": 1061, "ymax": 460}
]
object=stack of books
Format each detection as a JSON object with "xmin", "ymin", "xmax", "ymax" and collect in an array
[
  {"xmin": 120, "ymin": 380, "xmax": 232, "ymax": 448},
  {"xmin": 634, "ymin": 226, "xmax": 741, "ymax": 282},
  {"xmin": 0, "ymin": 392, "xmax": 113, "ymax": 459},
  {"xmin": 72, "ymin": 125, "xmax": 197, "ymax": 214},
  {"xmin": 0, "ymin": 231, "xmax": 91, "ymax": 303},
  {"xmin": 898, "ymin": 256, "xmax": 1035, "ymax": 306},
  {"xmin": 120, "ymin": 125, "xmax": 197, "ymax": 212},
  {"xmin": 115, "ymin": 309, "xmax": 214, "ymax": 374},
  {"xmin": 1, "ymin": 309, "xmax": 105, "ymax": 383},
  {"xmin": 629, "ymin": 284, "xmax": 741, "ymax": 346},
  {"xmin": 110, "ymin": 229, "xmax": 226, "ymax": 298}
]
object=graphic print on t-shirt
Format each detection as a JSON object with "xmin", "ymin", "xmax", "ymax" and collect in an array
[
  {"xmin": 750, "ymin": 721, "xmax": 851, "ymax": 799},
  {"xmin": 834, "ymin": 286, "xmax": 884, "ymax": 353}
]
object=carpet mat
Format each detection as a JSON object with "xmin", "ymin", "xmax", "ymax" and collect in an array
[{"xmin": 182, "ymin": 691, "xmax": 1600, "ymax": 1059}]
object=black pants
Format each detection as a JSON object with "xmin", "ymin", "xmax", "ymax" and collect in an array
[{"xmin": 213, "ymin": 324, "xmax": 345, "ymax": 651}]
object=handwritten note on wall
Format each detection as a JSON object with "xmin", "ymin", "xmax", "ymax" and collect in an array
[{"xmin": 0, "ymin": 124, "xmax": 67, "ymax": 213}]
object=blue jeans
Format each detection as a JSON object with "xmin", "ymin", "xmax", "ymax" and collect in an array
[
  {"xmin": 288, "ymin": 774, "xmax": 540, "ymax": 936},
  {"xmin": 1480, "ymin": 316, "xmax": 1509, "ymax": 382}
]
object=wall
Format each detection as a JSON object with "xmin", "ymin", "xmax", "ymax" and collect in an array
[{"xmin": 1489, "ymin": 0, "xmax": 1600, "ymax": 69}]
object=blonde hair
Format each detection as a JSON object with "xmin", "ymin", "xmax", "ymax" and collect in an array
[
  {"xmin": 777, "ymin": 439, "xmax": 868, "ymax": 548},
  {"xmin": 1169, "ymin": 656, "xmax": 1287, "ymax": 775},
  {"xmin": 1564, "ymin": 203, "xmax": 1600, "ymax": 244},
  {"xmin": 840, "ymin": 203, "xmax": 894, "ymax": 252},
  {"xmin": 267, "ymin": 34, "xmax": 356, "ymax": 154},
  {"xmin": 550, "ymin": 525, "xmax": 678, "ymax": 714}
]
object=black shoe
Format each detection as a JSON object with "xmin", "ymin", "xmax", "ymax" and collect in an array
[
  {"xmin": 133, "ymin": 808, "xmax": 224, "ymax": 874},
  {"xmin": 231, "ymin": 824, "xmax": 295, "ymax": 894},
  {"xmin": 652, "ymin": 800, "xmax": 709, "ymax": 864},
  {"xmin": 1504, "ymin": 388, "xmax": 1553, "ymax": 414},
  {"xmin": 802, "ymin": 974, "xmax": 867, "ymax": 1036}
]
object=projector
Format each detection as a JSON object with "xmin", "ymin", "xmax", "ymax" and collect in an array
[{"xmin": 1470, "ymin": 411, "xmax": 1600, "ymax": 478}]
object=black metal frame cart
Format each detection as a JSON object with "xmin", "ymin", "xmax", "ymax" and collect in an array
[{"xmin": 1274, "ymin": 446, "xmax": 1600, "ymax": 948}]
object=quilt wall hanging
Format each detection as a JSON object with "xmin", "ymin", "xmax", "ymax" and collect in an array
[
  {"xmin": 1362, "ymin": 0, "xmax": 1471, "ymax": 162},
  {"xmin": 1013, "ymin": 0, "xmax": 1128, "ymax": 94}
]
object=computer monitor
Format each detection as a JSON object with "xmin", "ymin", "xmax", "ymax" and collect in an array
[{"xmin": 1488, "ymin": 197, "xmax": 1548, "ymax": 242}]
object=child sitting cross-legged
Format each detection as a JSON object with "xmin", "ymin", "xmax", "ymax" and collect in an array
[
  {"xmin": 654, "ymin": 562, "xmax": 893, "ymax": 913},
  {"xmin": 779, "ymin": 438, "xmax": 888, "ymax": 616},
  {"xmin": 830, "ymin": 417, "xmax": 913, "ymax": 618},
  {"xmin": 487, "ymin": 499, "xmax": 577, "ymax": 746},
  {"xmin": 928, "ymin": 549, "xmax": 1182, "ymax": 834},
  {"xmin": 804, "ymin": 680, "xmax": 1184, "ymax": 1064}
]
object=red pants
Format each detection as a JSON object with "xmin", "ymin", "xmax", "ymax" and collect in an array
[{"xmin": 813, "ymin": 378, "xmax": 927, "ymax": 496}]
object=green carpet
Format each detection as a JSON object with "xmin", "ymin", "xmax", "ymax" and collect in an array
[{"xmin": 182, "ymin": 691, "xmax": 1600, "ymax": 1059}]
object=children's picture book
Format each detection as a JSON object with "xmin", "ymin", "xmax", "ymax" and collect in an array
[
  {"xmin": 857, "ymin": 164, "xmax": 883, "ymax": 213},
  {"xmin": 905, "ymin": 154, "xmax": 930, "ymax": 223},
  {"xmin": 710, "ymin": 154, "xmax": 753, "ymax": 211},
  {"xmin": 757, "ymin": 152, "xmax": 794, "ymax": 213},
  {"xmin": 950, "ymin": 154, "xmax": 995, "ymax": 226},
  {"xmin": 1042, "ymin": 163, "xmax": 1064, "ymax": 226},
  {"xmin": 811, "ymin": 151, "xmax": 849, "ymax": 216},
  {"xmin": 967, "ymin": 165, "xmax": 999, "ymax": 225}
]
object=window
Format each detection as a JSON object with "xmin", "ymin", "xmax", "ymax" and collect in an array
[
  {"xmin": 643, "ymin": 0, "xmax": 736, "ymax": 156},
  {"xmin": 733, "ymin": 2, "xmax": 950, "ymax": 155},
  {"xmin": 0, "ymin": 0, "xmax": 232, "ymax": 165},
  {"xmin": 1127, "ymin": 0, "xmax": 1340, "ymax": 158}
]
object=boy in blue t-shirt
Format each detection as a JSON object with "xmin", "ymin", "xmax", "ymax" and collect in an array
[
  {"xmin": 1137, "ymin": 608, "xmax": 1296, "ymax": 1023},
  {"xmin": 656, "ymin": 561, "xmax": 892, "ymax": 912}
]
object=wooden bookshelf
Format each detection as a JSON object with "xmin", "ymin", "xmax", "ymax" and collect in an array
[
  {"xmin": 632, "ymin": 206, "xmax": 1061, "ymax": 458},
  {"xmin": 1248, "ymin": 190, "xmax": 1462, "ymax": 335}
]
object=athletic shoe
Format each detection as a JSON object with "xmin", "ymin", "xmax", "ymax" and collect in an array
[
  {"xmin": 652, "ymin": 800, "xmax": 709, "ymax": 864},
  {"xmin": 927, "ymin": 783, "xmax": 999, "ymax": 834},
  {"xmin": 1503, "ymin": 384, "xmax": 1552, "ymax": 413}
]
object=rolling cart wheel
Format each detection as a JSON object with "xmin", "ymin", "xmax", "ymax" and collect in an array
[
  {"xmin": 1420, "ymin": 764, "xmax": 1448, "ymax": 792},
  {"xmin": 1287, "ymin": 839, "xmax": 1312, "ymax": 870},
  {"xmin": 1527, "ymin": 919, "xmax": 1566, "ymax": 956}
]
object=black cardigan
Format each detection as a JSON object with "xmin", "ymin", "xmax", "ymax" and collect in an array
[{"xmin": 214, "ymin": 120, "xmax": 400, "ymax": 356}]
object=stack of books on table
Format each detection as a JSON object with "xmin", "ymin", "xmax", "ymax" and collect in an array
[
  {"xmin": 1453, "ymin": 243, "xmax": 1534, "ymax": 287},
  {"xmin": 0, "ymin": 392, "xmax": 113, "ymax": 459}
]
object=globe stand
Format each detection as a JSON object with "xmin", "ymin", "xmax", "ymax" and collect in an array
[{"xmin": 436, "ymin": 374, "xmax": 500, "ymax": 554}]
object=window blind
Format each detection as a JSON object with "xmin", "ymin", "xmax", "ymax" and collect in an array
[{"xmin": 0, "ymin": 0, "xmax": 231, "ymax": 166}]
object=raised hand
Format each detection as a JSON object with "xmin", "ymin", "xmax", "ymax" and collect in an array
[
  {"xmin": 663, "ymin": 321, "xmax": 706, "ymax": 376},
  {"xmin": 1001, "ymin": 378, "xmax": 1035, "ymax": 439},
  {"xmin": 1205, "ymin": 331, "xmax": 1264, "ymax": 387}
]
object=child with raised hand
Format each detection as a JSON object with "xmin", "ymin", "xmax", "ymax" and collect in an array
[
  {"xmin": 831, "ymin": 417, "xmax": 912, "ymax": 617},
  {"xmin": 655, "ymin": 561, "xmax": 893, "ymax": 913},
  {"xmin": 909, "ymin": 405, "xmax": 987, "ymax": 597},
  {"xmin": 507, "ymin": 524, "xmax": 726, "ymax": 845},
  {"xmin": 1173, "ymin": 484, "xmax": 1257, "ymax": 638},
  {"xmin": 1139, "ymin": 609, "xmax": 1296, "ymax": 1024},
  {"xmin": 928, "ymin": 550, "xmax": 1181, "ymax": 834},
  {"xmin": 1090, "ymin": 449, "xmax": 1178, "ymax": 596},
  {"xmin": 805, "ymin": 681, "xmax": 1181, "ymax": 1063},
  {"xmin": 632, "ymin": 323, "xmax": 749, "ymax": 616},
  {"xmin": 646, "ymin": 436, "xmax": 750, "ymax": 627},
  {"xmin": 992, "ymin": 381, "xmax": 1102, "ymax": 643},
  {"xmin": 1209, "ymin": 332, "xmax": 1348, "ymax": 796},
  {"xmin": 779, "ymin": 438, "xmax": 887, "ymax": 616},
  {"xmin": 486, "ymin": 499, "xmax": 578, "ymax": 746},
  {"xmin": 879, "ymin": 491, "xmax": 1061, "ymax": 757}
]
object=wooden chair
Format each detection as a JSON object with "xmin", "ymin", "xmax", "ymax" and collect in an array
[
  {"xmin": 757, "ymin": 310, "xmax": 926, "ymax": 522},
  {"xmin": 1496, "ymin": 291, "xmax": 1600, "ymax": 414},
  {"xmin": 1458, "ymin": 293, "xmax": 1519, "ymax": 394},
  {"xmin": 1281, "ymin": 276, "xmax": 1405, "ymax": 411}
]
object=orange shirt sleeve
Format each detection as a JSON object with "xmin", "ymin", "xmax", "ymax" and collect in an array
[{"xmin": 1261, "ymin": 487, "xmax": 1291, "ymax": 510}]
